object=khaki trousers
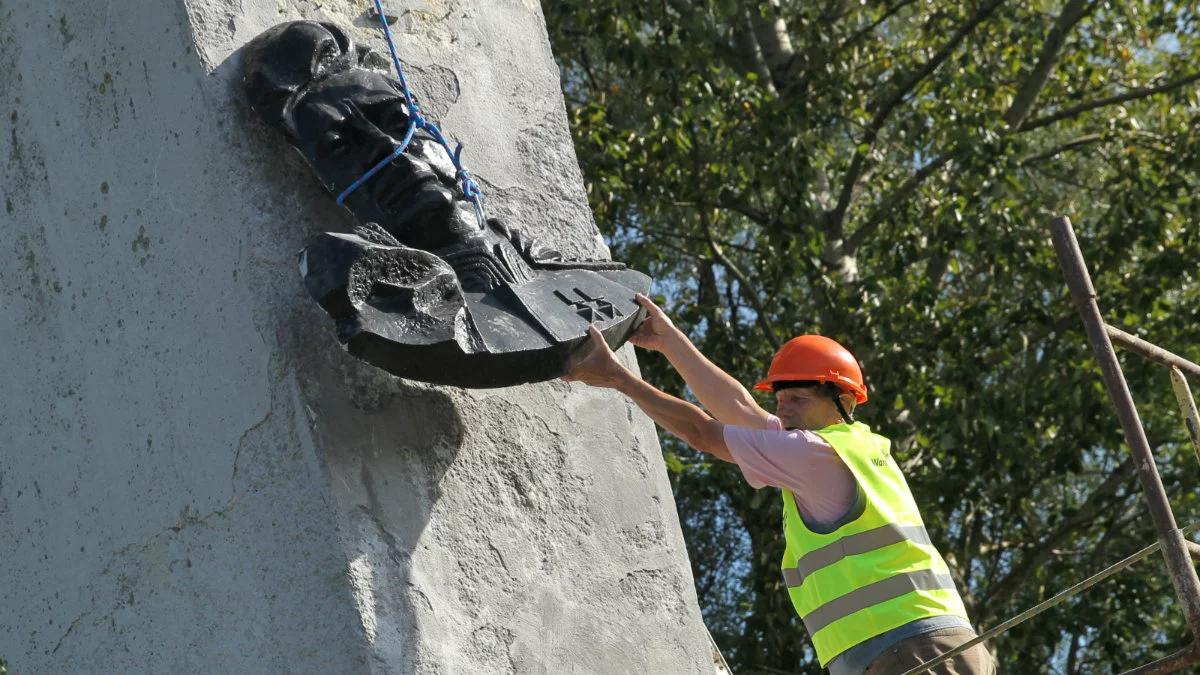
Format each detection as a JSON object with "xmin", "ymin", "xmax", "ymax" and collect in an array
[{"xmin": 863, "ymin": 626, "xmax": 996, "ymax": 675}]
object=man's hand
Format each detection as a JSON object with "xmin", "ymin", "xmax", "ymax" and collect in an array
[
  {"xmin": 626, "ymin": 293, "xmax": 773, "ymax": 429},
  {"xmin": 628, "ymin": 293, "xmax": 679, "ymax": 352},
  {"xmin": 562, "ymin": 325, "xmax": 634, "ymax": 389},
  {"xmin": 563, "ymin": 323, "xmax": 734, "ymax": 463}
]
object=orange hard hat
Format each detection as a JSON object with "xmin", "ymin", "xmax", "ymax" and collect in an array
[{"xmin": 752, "ymin": 335, "xmax": 868, "ymax": 404}]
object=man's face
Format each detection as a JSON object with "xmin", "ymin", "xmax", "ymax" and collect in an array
[
  {"xmin": 287, "ymin": 69, "xmax": 478, "ymax": 250},
  {"xmin": 774, "ymin": 386, "xmax": 838, "ymax": 431}
]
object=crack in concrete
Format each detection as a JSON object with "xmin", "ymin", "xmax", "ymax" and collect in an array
[
  {"xmin": 44, "ymin": 493, "xmax": 242, "ymax": 658},
  {"xmin": 166, "ymin": 497, "xmax": 239, "ymax": 534},
  {"xmin": 46, "ymin": 449, "xmax": 254, "ymax": 659},
  {"xmin": 232, "ymin": 407, "xmax": 273, "ymax": 494},
  {"xmin": 99, "ymin": 495, "xmax": 242, "ymax": 576},
  {"xmin": 487, "ymin": 541, "xmax": 510, "ymax": 575},
  {"xmin": 49, "ymin": 613, "xmax": 82, "ymax": 655}
]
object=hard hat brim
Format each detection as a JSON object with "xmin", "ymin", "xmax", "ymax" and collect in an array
[{"xmin": 753, "ymin": 373, "xmax": 868, "ymax": 404}]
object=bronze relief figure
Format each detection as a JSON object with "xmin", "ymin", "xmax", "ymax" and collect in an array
[{"xmin": 240, "ymin": 20, "xmax": 649, "ymax": 387}]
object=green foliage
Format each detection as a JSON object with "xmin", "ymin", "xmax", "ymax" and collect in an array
[
  {"xmin": 1, "ymin": 655, "xmax": 7, "ymax": 675},
  {"xmin": 546, "ymin": 1, "xmax": 1200, "ymax": 672}
]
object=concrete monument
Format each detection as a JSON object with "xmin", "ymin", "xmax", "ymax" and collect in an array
[{"xmin": 0, "ymin": 1, "xmax": 716, "ymax": 672}]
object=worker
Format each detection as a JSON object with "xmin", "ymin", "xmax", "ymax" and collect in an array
[{"xmin": 563, "ymin": 294, "xmax": 995, "ymax": 675}]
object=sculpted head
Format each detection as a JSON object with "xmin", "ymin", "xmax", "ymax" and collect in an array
[
  {"xmin": 239, "ymin": 19, "xmax": 652, "ymax": 386},
  {"xmin": 240, "ymin": 20, "xmax": 479, "ymax": 251}
]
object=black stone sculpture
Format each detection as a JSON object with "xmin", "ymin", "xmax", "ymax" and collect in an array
[{"xmin": 240, "ymin": 20, "xmax": 649, "ymax": 387}]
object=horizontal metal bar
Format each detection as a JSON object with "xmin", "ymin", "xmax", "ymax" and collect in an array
[
  {"xmin": 1119, "ymin": 642, "xmax": 1200, "ymax": 675},
  {"xmin": 1107, "ymin": 325, "xmax": 1200, "ymax": 379},
  {"xmin": 898, "ymin": 523, "xmax": 1200, "ymax": 675}
]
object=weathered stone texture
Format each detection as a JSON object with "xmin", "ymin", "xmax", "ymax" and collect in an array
[{"xmin": 0, "ymin": 0, "xmax": 714, "ymax": 672}]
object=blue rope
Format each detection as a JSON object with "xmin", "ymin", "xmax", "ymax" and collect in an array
[{"xmin": 336, "ymin": 0, "xmax": 486, "ymax": 227}]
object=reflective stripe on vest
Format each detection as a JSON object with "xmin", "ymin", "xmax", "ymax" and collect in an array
[
  {"xmin": 781, "ymin": 523, "xmax": 933, "ymax": 588},
  {"xmin": 801, "ymin": 569, "xmax": 957, "ymax": 634}
]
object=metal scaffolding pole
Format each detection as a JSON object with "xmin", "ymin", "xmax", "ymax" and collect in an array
[
  {"xmin": 904, "ymin": 218, "xmax": 1200, "ymax": 675},
  {"xmin": 1107, "ymin": 325, "xmax": 1200, "ymax": 380},
  {"xmin": 1049, "ymin": 216, "xmax": 1200, "ymax": 652},
  {"xmin": 1169, "ymin": 367, "xmax": 1200, "ymax": 468}
]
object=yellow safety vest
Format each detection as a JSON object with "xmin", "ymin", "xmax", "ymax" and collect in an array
[{"xmin": 780, "ymin": 422, "xmax": 969, "ymax": 666}]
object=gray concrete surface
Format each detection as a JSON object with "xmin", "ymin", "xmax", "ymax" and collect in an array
[{"xmin": 0, "ymin": 0, "xmax": 716, "ymax": 671}]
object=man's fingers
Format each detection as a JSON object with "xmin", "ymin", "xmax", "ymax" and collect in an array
[
  {"xmin": 588, "ymin": 324, "xmax": 607, "ymax": 348},
  {"xmin": 634, "ymin": 293, "xmax": 663, "ymax": 316}
]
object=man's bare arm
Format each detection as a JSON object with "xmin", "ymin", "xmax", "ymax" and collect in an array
[
  {"xmin": 563, "ymin": 326, "xmax": 733, "ymax": 463},
  {"xmin": 614, "ymin": 374, "xmax": 733, "ymax": 463},
  {"xmin": 631, "ymin": 294, "xmax": 773, "ymax": 429}
]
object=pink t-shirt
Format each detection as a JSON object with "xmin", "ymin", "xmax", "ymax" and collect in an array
[{"xmin": 723, "ymin": 415, "xmax": 858, "ymax": 528}]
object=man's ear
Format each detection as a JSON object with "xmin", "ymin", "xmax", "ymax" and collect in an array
[{"xmin": 840, "ymin": 392, "xmax": 857, "ymax": 413}]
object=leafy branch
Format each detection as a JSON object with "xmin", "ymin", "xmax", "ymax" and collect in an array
[
  {"xmin": 1002, "ymin": 0, "xmax": 1099, "ymax": 129},
  {"xmin": 978, "ymin": 456, "xmax": 1136, "ymax": 621},
  {"xmin": 1019, "ymin": 72, "xmax": 1200, "ymax": 132},
  {"xmin": 829, "ymin": 0, "xmax": 1007, "ymax": 238}
]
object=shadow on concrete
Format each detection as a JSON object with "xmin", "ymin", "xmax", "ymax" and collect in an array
[
  {"xmin": 284, "ymin": 279, "xmax": 466, "ymax": 670},
  {"xmin": 217, "ymin": 38, "xmax": 467, "ymax": 669}
]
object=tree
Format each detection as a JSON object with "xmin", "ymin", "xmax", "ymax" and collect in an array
[{"xmin": 545, "ymin": 1, "xmax": 1200, "ymax": 672}]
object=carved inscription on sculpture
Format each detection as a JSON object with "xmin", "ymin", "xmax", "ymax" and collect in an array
[{"xmin": 241, "ymin": 21, "xmax": 649, "ymax": 387}]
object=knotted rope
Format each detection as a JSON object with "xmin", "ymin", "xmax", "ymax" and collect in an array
[{"xmin": 336, "ymin": 0, "xmax": 485, "ymax": 228}]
